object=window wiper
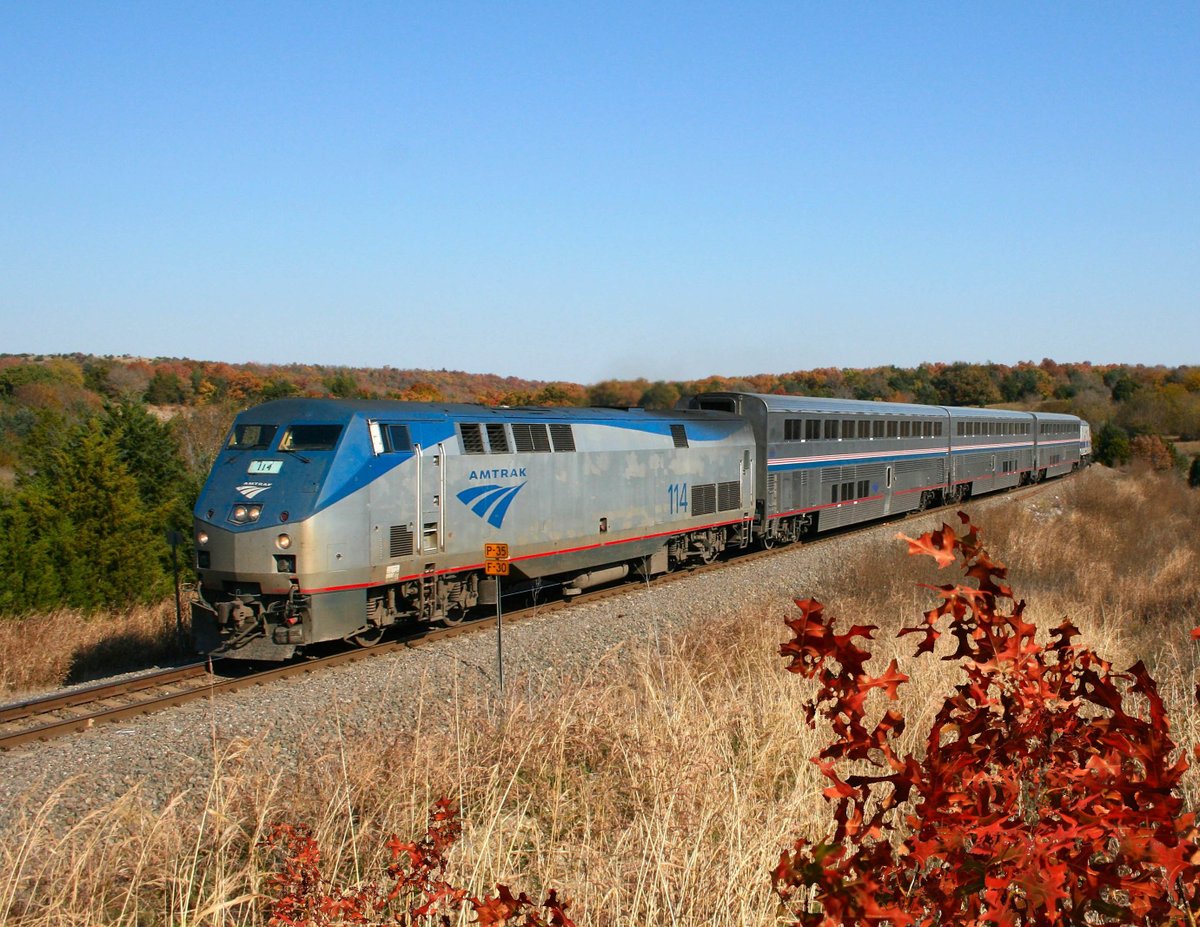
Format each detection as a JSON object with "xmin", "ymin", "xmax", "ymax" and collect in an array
[{"xmin": 279, "ymin": 448, "xmax": 312, "ymax": 464}]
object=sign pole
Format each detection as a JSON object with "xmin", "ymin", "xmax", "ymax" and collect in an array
[
  {"xmin": 495, "ymin": 576, "xmax": 504, "ymax": 697},
  {"xmin": 484, "ymin": 542, "xmax": 510, "ymax": 698}
]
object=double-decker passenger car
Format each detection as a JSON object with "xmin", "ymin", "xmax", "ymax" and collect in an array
[{"xmin": 682, "ymin": 392, "xmax": 1084, "ymax": 540}]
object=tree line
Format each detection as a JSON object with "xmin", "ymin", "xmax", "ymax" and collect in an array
[{"xmin": 0, "ymin": 353, "xmax": 1197, "ymax": 616}]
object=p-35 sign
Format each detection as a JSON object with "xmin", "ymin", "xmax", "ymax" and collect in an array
[{"xmin": 484, "ymin": 542, "xmax": 509, "ymax": 576}]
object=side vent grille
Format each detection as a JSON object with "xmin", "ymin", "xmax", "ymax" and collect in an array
[
  {"xmin": 691, "ymin": 483, "xmax": 716, "ymax": 516},
  {"xmin": 671, "ymin": 424, "xmax": 689, "ymax": 448},
  {"xmin": 717, "ymin": 480, "xmax": 741, "ymax": 511},
  {"xmin": 549, "ymin": 423, "xmax": 576, "ymax": 452},
  {"xmin": 389, "ymin": 525, "xmax": 414, "ymax": 558},
  {"xmin": 460, "ymin": 424, "xmax": 485, "ymax": 454},
  {"xmin": 486, "ymin": 423, "xmax": 510, "ymax": 453},
  {"xmin": 512, "ymin": 423, "xmax": 551, "ymax": 452}
]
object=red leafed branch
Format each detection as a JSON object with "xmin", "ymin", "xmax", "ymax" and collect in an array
[
  {"xmin": 261, "ymin": 800, "xmax": 576, "ymax": 926},
  {"xmin": 776, "ymin": 512, "xmax": 1200, "ymax": 926}
]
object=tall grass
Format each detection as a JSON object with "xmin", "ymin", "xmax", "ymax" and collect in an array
[
  {"xmin": 0, "ymin": 600, "xmax": 186, "ymax": 695},
  {"xmin": 2, "ymin": 466, "xmax": 1198, "ymax": 925}
]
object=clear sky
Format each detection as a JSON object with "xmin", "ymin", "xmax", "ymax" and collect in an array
[{"xmin": 1, "ymin": 3, "xmax": 1196, "ymax": 383}]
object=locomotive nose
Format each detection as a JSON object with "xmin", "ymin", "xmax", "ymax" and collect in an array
[{"xmin": 192, "ymin": 522, "xmax": 298, "ymax": 594}]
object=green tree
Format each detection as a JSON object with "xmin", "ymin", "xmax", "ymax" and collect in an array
[
  {"xmin": 143, "ymin": 369, "xmax": 187, "ymax": 404},
  {"xmin": 1094, "ymin": 422, "xmax": 1132, "ymax": 467},
  {"xmin": 325, "ymin": 372, "xmax": 359, "ymax": 398},
  {"xmin": 0, "ymin": 417, "xmax": 168, "ymax": 613},
  {"xmin": 101, "ymin": 403, "xmax": 191, "ymax": 523},
  {"xmin": 638, "ymin": 381, "xmax": 681, "ymax": 409},
  {"xmin": 531, "ymin": 383, "xmax": 585, "ymax": 406},
  {"xmin": 0, "ymin": 489, "xmax": 64, "ymax": 612},
  {"xmin": 588, "ymin": 379, "xmax": 646, "ymax": 408},
  {"xmin": 1110, "ymin": 375, "xmax": 1138, "ymax": 402},
  {"xmin": 999, "ymin": 366, "xmax": 1053, "ymax": 402},
  {"xmin": 932, "ymin": 363, "xmax": 1002, "ymax": 407},
  {"xmin": 258, "ymin": 377, "xmax": 299, "ymax": 401}
]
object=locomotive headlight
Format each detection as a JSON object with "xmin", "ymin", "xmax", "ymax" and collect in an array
[
  {"xmin": 276, "ymin": 533, "xmax": 292, "ymax": 550},
  {"xmin": 197, "ymin": 531, "xmax": 209, "ymax": 546},
  {"xmin": 230, "ymin": 504, "xmax": 263, "ymax": 525}
]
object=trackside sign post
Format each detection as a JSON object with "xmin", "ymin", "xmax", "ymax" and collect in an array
[{"xmin": 485, "ymin": 543, "xmax": 509, "ymax": 695}]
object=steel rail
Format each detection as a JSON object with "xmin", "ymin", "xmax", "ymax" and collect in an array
[{"xmin": 0, "ymin": 662, "xmax": 214, "ymax": 726}]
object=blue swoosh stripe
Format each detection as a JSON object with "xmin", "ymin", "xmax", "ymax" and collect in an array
[
  {"xmin": 485, "ymin": 484, "xmax": 524, "ymax": 528},
  {"xmin": 470, "ymin": 486, "xmax": 514, "ymax": 519},
  {"xmin": 456, "ymin": 482, "xmax": 527, "ymax": 528},
  {"xmin": 456, "ymin": 485, "xmax": 495, "ymax": 505}
]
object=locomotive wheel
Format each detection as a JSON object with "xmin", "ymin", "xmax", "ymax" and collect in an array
[
  {"xmin": 351, "ymin": 626, "xmax": 385, "ymax": 647},
  {"xmin": 442, "ymin": 607, "xmax": 469, "ymax": 627}
]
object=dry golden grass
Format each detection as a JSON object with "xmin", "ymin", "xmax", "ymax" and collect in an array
[
  {"xmin": 2, "ymin": 466, "xmax": 1199, "ymax": 926},
  {"xmin": 0, "ymin": 599, "xmax": 187, "ymax": 695}
]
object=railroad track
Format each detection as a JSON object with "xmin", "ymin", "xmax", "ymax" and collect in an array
[
  {"xmin": 0, "ymin": 662, "xmax": 220, "ymax": 750},
  {"xmin": 0, "ymin": 480, "xmax": 1058, "ymax": 752}
]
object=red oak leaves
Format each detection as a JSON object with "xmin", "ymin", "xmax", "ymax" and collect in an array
[
  {"xmin": 262, "ymin": 800, "xmax": 575, "ymax": 927},
  {"xmin": 777, "ymin": 514, "xmax": 1200, "ymax": 926}
]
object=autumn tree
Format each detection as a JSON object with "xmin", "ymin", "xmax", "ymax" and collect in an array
[{"xmin": 1130, "ymin": 434, "xmax": 1182, "ymax": 471}]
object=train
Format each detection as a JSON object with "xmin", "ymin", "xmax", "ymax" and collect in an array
[{"xmin": 191, "ymin": 392, "xmax": 1089, "ymax": 659}]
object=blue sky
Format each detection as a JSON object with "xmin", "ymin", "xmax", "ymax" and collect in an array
[{"xmin": 1, "ymin": 3, "xmax": 1196, "ymax": 383}]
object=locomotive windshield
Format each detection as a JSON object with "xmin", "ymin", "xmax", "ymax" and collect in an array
[
  {"xmin": 280, "ymin": 424, "xmax": 344, "ymax": 451},
  {"xmin": 228, "ymin": 424, "xmax": 278, "ymax": 449}
]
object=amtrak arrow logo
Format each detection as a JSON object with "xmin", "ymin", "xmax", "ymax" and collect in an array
[
  {"xmin": 236, "ymin": 483, "xmax": 271, "ymax": 499},
  {"xmin": 456, "ymin": 482, "xmax": 526, "ymax": 529}
]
